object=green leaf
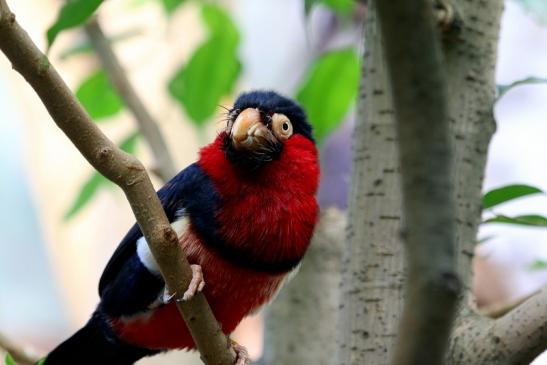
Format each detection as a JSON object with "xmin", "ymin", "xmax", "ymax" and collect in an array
[
  {"xmin": 528, "ymin": 259, "xmax": 547, "ymax": 271},
  {"xmin": 161, "ymin": 0, "xmax": 186, "ymax": 14},
  {"xmin": 304, "ymin": 0, "xmax": 353, "ymax": 15},
  {"xmin": 5, "ymin": 353, "xmax": 16, "ymax": 365},
  {"xmin": 76, "ymin": 70, "xmax": 124, "ymax": 121},
  {"xmin": 482, "ymin": 184, "xmax": 543, "ymax": 209},
  {"xmin": 483, "ymin": 214, "xmax": 547, "ymax": 227},
  {"xmin": 296, "ymin": 48, "xmax": 359, "ymax": 142},
  {"xmin": 512, "ymin": 0, "xmax": 547, "ymax": 24},
  {"xmin": 64, "ymin": 133, "xmax": 139, "ymax": 220},
  {"xmin": 47, "ymin": 0, "xmax": 103, "ymax": 49},
  {"xmin": 201, "ymin": 4, "xmax": 239, "ymax": 41},
  {"xmin": 168, "ymin": 4, "xmax": 241, "ymax": 127},
  {"xmin": 496, "ymin": 76, "xmax": 547, "ymax": 101},
  {"xmin": 322, "ymin": 0, "xmax": 354, "ymax": 13},
  {"xmin": 64, "ymin": 172, "xmax": 108, "ymax": 220},
  {"xmin": 36, "ymin": 360, "xmax": 45, "ymax": 365}
]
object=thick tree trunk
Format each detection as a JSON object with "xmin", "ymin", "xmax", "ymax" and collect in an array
[
  {"xmin": 337, "ymin": 1, "xmax": 503, "ymax": 364},
  {"xmin": 336, "ymin": 4, "xmax": 405, "ymax": 364},
  {"xmin": 260, "ymin": 209, "xmax": 345, "ymax": 365}
]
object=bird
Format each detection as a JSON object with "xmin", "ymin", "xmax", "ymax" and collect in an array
[{"xmin": 44, "ymin": 90, "xmax": 320, "ymax": 365}]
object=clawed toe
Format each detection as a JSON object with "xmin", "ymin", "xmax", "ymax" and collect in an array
[
  {"xmin": 180, "ymin": 264, "xmax": 205, "ymax": 302},
  {"xmin": 231, "ymin": 340, "xmax": 250, "ymax": 365}
]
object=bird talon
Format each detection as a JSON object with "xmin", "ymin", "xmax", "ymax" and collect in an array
[
  {"xmin": 160, "ymin": 289, "xmax": 177, "ymax": 304},
  {"xmin": 180, "ymin": 264, "xmax": 205, "ymax": 302},
  {"xmin": 231, "ymin": 340, "xmax": 250, "ymax": 365}
]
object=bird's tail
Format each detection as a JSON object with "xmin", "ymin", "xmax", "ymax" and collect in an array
[{"xmin": 44, "ymin": 312, "xmax": 157, "ymax": 365}]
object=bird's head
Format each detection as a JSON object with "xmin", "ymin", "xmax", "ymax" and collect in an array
[{"xmin": 222, "ymin": 90, "xmax": 314, "ymax": 169}]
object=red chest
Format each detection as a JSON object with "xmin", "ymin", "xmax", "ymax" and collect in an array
[{"xmin": 200, "ymin": 134, "xmax": 320, "ymax": 269}]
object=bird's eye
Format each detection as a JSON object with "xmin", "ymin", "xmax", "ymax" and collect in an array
[{"xmin": 271, "ymin": 113, "xmax": 293, "ymax": 140}]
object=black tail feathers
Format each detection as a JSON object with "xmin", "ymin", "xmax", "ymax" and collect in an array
[{"xmin": 44, "ymin": 312, "xmax": 158, "ymax": 365}]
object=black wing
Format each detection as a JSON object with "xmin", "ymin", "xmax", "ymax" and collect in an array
[{"xmin": 97, "ymin": 163, "xmax": 210, "ymax": 297}]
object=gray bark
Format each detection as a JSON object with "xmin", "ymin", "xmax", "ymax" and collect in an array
[
  {"xmin": 337, "ymin": 0, "xmax": 504, "ymax": 364},
  {"xmin": 336, "ymin": 4, "xmax": 405, "ymax": 364},
  {"xmin": 260, "ymin": 209, "xmax": 345, "ymax": 365}
]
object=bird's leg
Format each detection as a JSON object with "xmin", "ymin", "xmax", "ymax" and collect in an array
[
  {"xmin": 161, "ymin": 264, "xmax": 205, "ymax": 303},
  {"xmin": 230, "ymin": 339, "xmax": 250, "ymax": 365},
  {"xmin": 181, "ymin": 264, "xmax": 205, "ymax": 301}
]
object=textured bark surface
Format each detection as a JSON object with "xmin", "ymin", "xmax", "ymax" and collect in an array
[
  {"xmin": 336, "ymin": 5, "xmax": 405, "ymax": 364},
  {"xmin": 441, "ymin": 0, "xmax": 502, "ymax": 292},
  {"xmin": 449, "ymin": 285, "xmax": 547, "ymax": 365},
  {"xmin": 338, "ymin": 1, "xmax": 504, "ymax": 364},
  {"xmin": 260, "ymin": 209, "xmax": 345, "ymax": 365}
]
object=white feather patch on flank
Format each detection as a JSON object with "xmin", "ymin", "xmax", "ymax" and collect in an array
[{"xmin": 137, "ymin": 215, "xmax": 190, "ymax": 275}]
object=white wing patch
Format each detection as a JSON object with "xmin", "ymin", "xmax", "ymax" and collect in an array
[{"xmin": 136, "ymin": 215, "xmax": 190, "ymax": 275}]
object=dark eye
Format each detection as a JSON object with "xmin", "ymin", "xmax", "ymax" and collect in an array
[{"xmin": 282, "ymin": 122, "xmax": 289, "ymax": 131}]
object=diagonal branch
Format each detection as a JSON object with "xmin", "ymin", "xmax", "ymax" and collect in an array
[
  {"xmin": 0, "ymin": 2, "xmax": 235, "ymax": 364},
  {"xmin": 375, "ymin": 1, "xmax": 461, "ymax": 365},
  {"xmin": 448, "ymin": 285, "xmax": 547, "ymax": 365},
  {"xmin": 0, "ymin": 332, "xmax": 40, "ymax": 365},
  {"xmin": 83, "ymin": 17, "xmax": 177, "ymax": 182}
]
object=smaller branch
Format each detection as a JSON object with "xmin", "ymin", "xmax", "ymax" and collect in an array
[
  {"xmin": 480, "ymin": 290, "xmax": 538, "ymax": 319},
  {"xmin": 0, "ymin": 332, "xmax": 40, "ymax": 365},
  {"xmin": 84, "ymin": 18, "xmax": 177, "ymax": 182},
  {"xmin": 448, "ymin": 285, "xmax": 547, "ymax": 365},
  {"xmin": 434, "ymin": 1, "xmax": 463, "ymax": 37}
]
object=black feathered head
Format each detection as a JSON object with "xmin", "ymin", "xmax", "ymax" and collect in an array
[{"xmin": 223, "ymin": 90, "xmax": 314, "ymax": 169}]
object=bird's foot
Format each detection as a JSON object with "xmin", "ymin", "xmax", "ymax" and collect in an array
[
  {"xmin": 231, "ymin": 340, "xmax": 250, "ymax": 365},
  {"xmin": 180, "ymin": 264, "xmax": 205, "ymax": 301},
  {"xmin": 161, "ymin": 264, "xmax": 205, "ymax": 304}
]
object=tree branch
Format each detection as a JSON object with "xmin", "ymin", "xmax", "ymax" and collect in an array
[
  {"xmin": 375, "ymin": 1, "xmax": 461, "ymax": 365},
  {"xmin": 0, "ymin": 2, "xmax": 235, "ymax": 364},
  {"xmin": 0, "ymin": 333, "xmax": 40, "ymax": 365},
  {"xmin": 448, "ymin": 285, "xmax": 547, "ymax": 365},
  {"xmin": 83, "ymin": 17, "xmax": 177, "ymax": 182}
]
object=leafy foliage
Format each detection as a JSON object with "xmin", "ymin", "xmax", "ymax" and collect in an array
[
  {"xmin": 168, "ymin": 4, "xmax": 241, "ymax": 127},
  {"xmin": 64, "ymin": 171, "xmax": 108, "ymax": 220},
  {"xmin": 528, "ymin": 259, "xmax": 547, "ymax": 271},
  {"xmin": 47, "ymin": 0, "xmax": 103, "ymax": 49},
  {"xmin": 483, "ymin": 214, "xmax": 547, "ymax": 227},
  {"xmin": 4, "ymin": 354, "xmax": 15, "ymax": 365},
  {"xmin": 482, "ymin": 184, "xmax": 544, "ymax": 209},
  {"xmin": 496, "ymin": 76, "xmax": 547, "ymax": 101},
  {"xmin": 76, "ymin": 70, "xmax": 124, "ymax": 121},
  {"xmin": 296, "ymin": 48, "xmax": 359, "ymax": 142},
  {"xmin": 161, "ymin": 0, "xmax": 186, "ymax": 14},
  {"xmin": 64, "ymin": 133, "xmax": 140, "ymax": 220},
  {"xmin": 305, "ymin": 0, "xmax": 354, "ymax": 15}
]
